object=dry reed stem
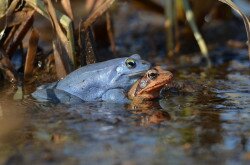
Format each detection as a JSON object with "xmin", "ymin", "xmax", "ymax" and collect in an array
[
  {"xmin": 0, "ymin": 49, "xmax": 17, "ymax": 83},
  {"xmin": 79, "ymin": 0, "xmax": 116, "ymax": 64},
  {"xmin": 131, "ymin": 0, "xmax": 164, "ymax": 15},
  {"xmin": 61, "ymin": 0, "xmax": 74, "ymax": 20},
  {"xmin": 2, "ymin": 10, "xmax": 35, "ymax": 53},
  {"xmin": 0, "ymin": 0, "xmax": 8, "ymax": 18},
  {"xmin": 0, "ymin": 0, "xmax": 19, "ymax": 36},
  {"xmin": 165, "ymin": 0, "xmax": 175, "ymax": 57},
  {"xmin": 53, "ymin": 41, "xmax": 67, "ymax": 79},
  {"xmin": 82, "ymin": 0, "xmax": 116, "ymax": 30},
  {"xmin": 84, "ymin": 28, "xmax": 96, "ymax": 64},
  {"xmin": 183, "ymin": 0, "xmax": 211, "ymax": 67},
  {"xmin": 24, "ymin": 28, "xmax": 39, "ymax": 81},
  {"xmin": 219, "ymin": 0, "xmax": 250, "ymax": 60},
  {"xmin": 5, "ymin": 10, "xmax": 34, "ymax": 57},
  {"xmin": 3, "ymin": 25, "xmax": 19, "ymax": 50},
  {"xmin": 6, "ymin": 11, "xmax": 35, "ymax": 27},
  {"xmin": 44, "ymin": 0, "xmax": 74, "ymax": 73},
  {"xmin": 86, "ymin": 0, "xmax": 100, "ymax": 14},
  {"xmin": 5, "ymin": 0, "xmax": 20, "ymax": 17},
  {"xmin": 44, "ymin": 0, "xmax": 69, "ymax": 51},
  {"xmin": 26, "ymin": 0, "xmax": 76, "ymax": 68},
  {"xmin": 106, "ymin": 12, "xmax": 116, "ymax": 55}
]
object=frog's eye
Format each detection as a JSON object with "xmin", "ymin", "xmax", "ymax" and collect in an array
[
  {"xmin": 139, "ymin": 80, "xmax": 147, "ymax": 89},
  {"xmin": 147, "ymin": 69, "xmax": 158, "ymax": 80},
  {"xmin": 125, "ymin": 58, "xmax": 136, "ymax": 69}
]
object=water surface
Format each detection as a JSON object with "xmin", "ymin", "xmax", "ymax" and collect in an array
[{"xmin": 0, "ymin": 61, "xmax": 249, "ymax": 165}]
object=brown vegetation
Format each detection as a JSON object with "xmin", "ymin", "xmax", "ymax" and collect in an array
[{"xmin": 0, "ymin": 0, "xmax": 249, "ymax": 84}]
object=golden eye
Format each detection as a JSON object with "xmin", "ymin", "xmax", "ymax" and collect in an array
[
  {"xmin": 147, "ymin": 69, "xmax": 158, "ymax": 80},
  {"xmin": 125, "ymin": 58, "xmax": 136, "ymax": 69}
]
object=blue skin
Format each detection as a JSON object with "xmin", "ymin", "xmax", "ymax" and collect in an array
[{"xmin": 32, "ymin": 54, "xmax": 151, "ymax": 104}]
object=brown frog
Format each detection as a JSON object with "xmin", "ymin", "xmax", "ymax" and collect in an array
[
  {"xmin": 127, "ymin": 67, "xmax": 173, "ymax": 125},
  {"xmin": 128, "ymin": 66, "xmax": 173, "ymax": 101}
]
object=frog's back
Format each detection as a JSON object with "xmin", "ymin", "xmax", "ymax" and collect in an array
[
  {"xmin": 57, "ymin": 58, "xmax": 123, "ymax": 86},
  {"xmin": 53, "ymin": 58, "xmax": 124, "ymax": 100},
  {"xmin": 65, "ymin": 58, "xmax": 123, "ymax": 77}
]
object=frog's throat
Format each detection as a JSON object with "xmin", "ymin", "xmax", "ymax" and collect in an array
[{"xmin": 128, "ymin": 71, "xmax": 147, "ymax": 78}]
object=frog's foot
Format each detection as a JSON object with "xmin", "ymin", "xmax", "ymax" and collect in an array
[
  {"xmin": 31, "ymin": 88, "xmax": 83, "ymax": 104},
  {"xmin": 102, "ymin": 89, "xmax": 131, "ymax": 104}
]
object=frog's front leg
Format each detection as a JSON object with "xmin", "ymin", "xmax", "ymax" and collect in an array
[{"xmin": 102, "ymin": 89, "xmax": 131, "ymax": 104}]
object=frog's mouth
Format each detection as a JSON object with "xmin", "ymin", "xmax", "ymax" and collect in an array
[{"xmin": 128, "ymin": 71, "xmax": 147, "ymax": 78}]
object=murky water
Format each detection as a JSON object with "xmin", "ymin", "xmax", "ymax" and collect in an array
[{"xmin": 0, "ymin": 60, "xmax": 249, "ymax": 165}]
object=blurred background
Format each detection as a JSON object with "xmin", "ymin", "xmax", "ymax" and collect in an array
[{"xmin": 0, "ymin": 1, "xmax": 249, "ymax": 165}]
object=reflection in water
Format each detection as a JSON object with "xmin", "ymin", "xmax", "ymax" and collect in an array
[
  {"xmin": 127, "ymin": 100, "xmax": 171, "ymax": 126},
  {"xmin": 0, "ymin": 70, "xmax": 249, "ymax": 164},
  {"xmin": 0, "ymin": 86, "xmax": 25, "ymax": 164}
]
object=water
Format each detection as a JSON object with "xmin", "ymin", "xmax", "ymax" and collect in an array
[{"xmin": 0, "ymin": 61, "xmax": 249, "ymax": 165}]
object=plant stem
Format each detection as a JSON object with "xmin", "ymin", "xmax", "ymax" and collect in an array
[
  {"xmin": 182, "ymin": 0, "xmax": 211, "ymax": 67},
  {"xmin": 165, "ymin": 0, "xmax": 175, "ymax": 57}
]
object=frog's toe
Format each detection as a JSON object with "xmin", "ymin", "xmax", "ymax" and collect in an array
[{"xmin": 31, "ymin": 89, "xmax": 50, "ymax": 102}]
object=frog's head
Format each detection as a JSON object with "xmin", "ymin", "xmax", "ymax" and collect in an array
[
  {"xmin": 113, "ymin": 54, "xmax": 151, "ymax": 89},
  {"xmin": 128, "ymin": 66, "xmax": 173, "ymax": 100}
]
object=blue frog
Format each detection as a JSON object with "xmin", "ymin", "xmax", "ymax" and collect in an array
[{"xmin": 32, "ymin": 54, "xmax": 151, "ymax": 103}]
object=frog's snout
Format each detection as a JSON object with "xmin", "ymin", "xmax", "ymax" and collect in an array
[
  {"xmin": 142, "ymin": 61, "xmax": 150, "ymax": 65},
  {"xmin": 165, "ymin": 71, "xmax": 173, "ymax": 78},
  {"xmin": 141, "ymin": 61, "xmax": 151, "ymax": 69}
]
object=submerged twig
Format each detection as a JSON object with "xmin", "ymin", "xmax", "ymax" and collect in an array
[
  {"xmin": 182, "ymin": 0, "xmax": 211, "ymax": 67},
  {"xmin": 219, "ymin": 0, "xmax": 250, "ymax": 60}
]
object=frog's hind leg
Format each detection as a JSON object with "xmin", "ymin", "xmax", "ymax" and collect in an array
[
  {"xmin": 31, "ymin": 89, "xmax": 83, "ymax": 104},
  {"xmin": 102, "ymin": 89, "xmax": 131, "ymax": 104}
]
